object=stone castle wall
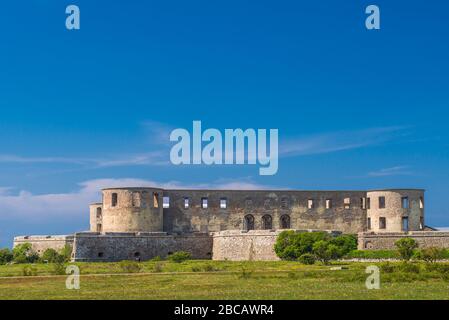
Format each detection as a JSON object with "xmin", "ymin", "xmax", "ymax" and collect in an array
[
  {"xmin": 163, "ymin": 190, "xmax": 369, "ymax": 234},
  {"xmin": 71, "ymin": 232, "xmax": 213, "ymax": 262},
  {"xmin": 13, "ymin": 235, "xmax": 74, "ymax": 254},
  {"xmin": 212, "ymin": 229, "xmax": 341, "ymax": 261},
  {"xmin": 358, "ymin": 231, "xmax": 449, "ymax": 250}
]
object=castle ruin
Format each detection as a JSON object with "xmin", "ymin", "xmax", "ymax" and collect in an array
[{"xmin": 14, "ymin": 187, "xmax": 449, "ymax": 261}]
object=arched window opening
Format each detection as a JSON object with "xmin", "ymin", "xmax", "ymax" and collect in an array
[
  {"xmin": 262, "ymin": 215, "xmax": 273, "ymax": 230},
  {"xmin": 244, "ymin": 215, "xmax": 255, "ymax": 231},
  {"xmin": 280, "ymin": 215, "xmax": 291, "ymax": 229}
]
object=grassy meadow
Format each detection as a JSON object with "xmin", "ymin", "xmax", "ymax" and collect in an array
[{"xmin": 1, "ymin": 260, "xmax": 449, "ymax": 300}]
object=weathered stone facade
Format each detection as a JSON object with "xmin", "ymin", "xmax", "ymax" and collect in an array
[
  {"xmin": 358, "ymin": 231, "xmax": 449, "ymax": 250},
  {"xmin": 14, "ymin": 186, "xmax": 442, "ymax": 261},
  {"xmin": 212, "ymin": 230, "xmax": 341, "ymax": 261},
  {"xmin": 72, "ymin": 232, "xmax": 212, "ymax": 262},
  {"xmin": 13, "ymin": 235, "xmax": 73, "ymax": 254}
]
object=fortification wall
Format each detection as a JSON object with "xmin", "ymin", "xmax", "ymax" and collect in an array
[
  {"xmin": 212, "ymin": 229, "xmax": 341, "ymax": 261},
  {"xmin": 358, "ymin": 231, "xmax": 449, "ymax": 250},
  {"xmin": 13, "ymin": 235, "xmax": 74, "ymax": 255},
  {"xmin": 72, "ymin": 232, "xmax": 213, "ymax": 262},
  {"xmin": 163, "ymin": 190, "xmax": 367, "ymax": 234}
]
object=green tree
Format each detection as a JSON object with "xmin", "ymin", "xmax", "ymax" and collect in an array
[
  {"xmin": 168, "ymin": 251, "xmax": 191, "ymax": 263},
  {"xmin": 13, "ymin": 243, "xmax": 39, "ymax": 264},
  {"xmin": 395, "ymin": 238, "xmax": 418, "ymax": 261},
  {"xmin": 0, "ymin": 248, "xmax": 13, "ymax": 265},
  {"xmin": 312, "ymin": 240, "xmax": 340, "ymax": 264},
  {"xmin": 41, "ymin": 248, "xmax": 64, "ymax": 263},
  {"xmin": 60, "ymin": 245, "xmax": 73, "ymax": 262},
  {"xmin": 418, "ymin": 247, "xmax": 446, "ymax": 264}
]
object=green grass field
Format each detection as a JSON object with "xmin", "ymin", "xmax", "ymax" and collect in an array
[{"xmin": 1, "ymin": 260, "xmax": 449, "ymax": 300}]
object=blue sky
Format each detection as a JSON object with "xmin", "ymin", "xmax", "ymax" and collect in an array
[{"xmin": 0, "ymin": 1, "xmax": 448, "ymax": 247}]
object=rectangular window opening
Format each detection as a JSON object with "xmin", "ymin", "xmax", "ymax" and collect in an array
[
  {"xmin": 202, "ymin": 198, "xmax": 208, "ymax": 209},
  {"xmin": 220, "ymin": 198, "xmax": 227, "ymax": 209},
  {"xmin": 344, "ymin": 198, "xmax": 351, "ymax": 209},
  {"xmin": 401, "ymin": 197, "xmax": 409, "ymax": 209},
  {"xmin": 402, "ymin": 217, "xmax": 409, "ymax": 232},
  {"xmin": 379, "ymin": 196, "xmax": 386, "ymax": 209},
  {"xmin": 307, "ymin": 199, "xmax": 314, "ymax": 209},
  {"xmin": 325, "ymin": 199, "xmax": 332, "ymax": 209},
  {"xmin": 163, "ymin": 196, "xmax": 170, "ymax": 209},
  {"xmin": 379, "ymin": 217, "xmax": 386, "ymax": 229}
]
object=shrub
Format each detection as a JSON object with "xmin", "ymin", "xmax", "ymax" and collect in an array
[
  {"xmin": 153, "ymin": 262, "xmax": 164, "ymax": 273},
  {"xmin": 22, "ymin": 265, "xmax": 38, "ymax": 276},
  {"xmin": 13, "ymin": 243, "xmax": 39, "ymax": 264},
  {"xmin": 329, "ymin": 234, "xmax": 358, "ymax": 257},
  {"xmin": 395, "ymin": 238, "xmax": 418, "ymax": 261},
  {"xmin": 346, "ymin": 250, "xmax": 398, "ymax": 259},
  {"xmin": 151, "ymin": 256, "xmax": 162, "ymax": 262},
  {"xmin": 41, "ymin": 248, "xmax": 65, "ymax": 263},
  {"xmin": 168, "ymin": 251, "xmax": 191, "ymax": 263},
  {"xmin": 0, "ymin": 248, "xmax": 13, "ymax": 265},
  {"xmin": 379, "ymin": 262, "xmax": 395, "ymax": 273},
  {"xmin": 60, "ymin": 245, "xmax": 73, "ymax": 262},
  {"xmin": 298, "ymin": 253, "xmax": 316, "ymax": 265},
  {"xmin": 313, "ymin": 241, "xmax": 340, "ymax": 264},
  {"xmin": 275, "ymin": 231, "xmax": 356, "ymax": 262},
  {"xmin": 398, "ymin": 262, "xmax": 420, "ymax": 273},
  {"xmin": 119, "ymin": 260, "xmax": 142, "ymax": 273},
  {"xmin": 418, "ymin": 247, "xmax": 446, "ymax": 263},
  {"xmin": 52, "ymin": 262, "xmax": 66, "ymax": 275}
]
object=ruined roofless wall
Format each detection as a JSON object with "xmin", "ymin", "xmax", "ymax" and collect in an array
[
  {"xmin": 101, "ymin": 188, "xmax": 164, "ymax": 233},
  {"xmin": 163, "ymin": 190, "xmax": 368, "ymax": 234},
  {"xmin": 13, "ymin": 235, "xmax": 74, "ymax": 255}
]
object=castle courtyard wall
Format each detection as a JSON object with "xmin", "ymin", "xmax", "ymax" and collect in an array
[
  {"xmin": 13, "ymin": 235, "xmax": 74, "ymax": 255},
  {"xmin": 71, "ymin": 232, "xmax": 213, "ymax": 262},
  {"xmin": 358, "ymin": 231, "xmax": 449, "ymax": 250}
]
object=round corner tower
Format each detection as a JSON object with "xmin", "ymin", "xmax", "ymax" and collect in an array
[
  {"xmin": 101, "ymin": 187, "xmax": 164, "ymax": 233},
  {"xmin": 366, "ymin": 189, "xmax": 425, "ymax": 233}
]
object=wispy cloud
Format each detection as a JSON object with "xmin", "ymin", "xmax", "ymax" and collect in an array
[
  {"xmin": 279, "ymin": 126, "xmax": 410, "ymax": 157},
  {"xmin": 367, "ymin": 166, "xmax": 413, "ymax": 177},
  {"xmin": 0, "ymin": 178, "xmax": 275, "ymax": 221}
]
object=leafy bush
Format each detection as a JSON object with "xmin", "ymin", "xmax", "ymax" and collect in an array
[
  {"xmin": 153, "ymin": 262, "xmax": 164, "ymax": 273},
  {"xmin": 313, "ymin": 241, "xmax": 340, "ymax": 264},
  {"xmin": 298, "ymin": 253, "xmax": 316, "ymax": 265},
  {"xmin": 13, "ymin": 243, "xmax": 39, "ymax": 264},
  {"xmin": 60, "ymin": 245, "xmax": 73, "ymax": 262},
  {"xmin": 168, "ymin": 251, "xmax": 191, "ymax": 263},
  {"xmin": 345, "ymin": 250, "xmax": 399, "ymax": 259},
  {"xmin": 379, "ymin": 262, "xmax": 395, "ymax": 273},
  {"xmin": 395, "ymin": 238, "xmax": 418, "ymax": 261},
  {"xmin": 119, "ymin": 260, "xmax": 142, "ymax": 273},
  {"xmin": 53, "ymin": 262, "xmax": 66, "ymax": 275},
  {"xmin": 22, "ymin": 265, "xmax": 38, "ymax": 276},
  {"xmin": 0, "ymin": 248, "xmax": 13, "ymax": 265},
  {"xmin": 398, "ymin": 262, "xmax": 421, "ymax": 273},
  {"xmin": 151, "ymin": 256, "xmax": 162, "ymax": 262},
  {"xmin": 275, "ymin": 231, "xmax": 358, "ymax": 262},
  {"xmin": 328, "ymin": 234, "xmax": 357, "ymax": 257},
  {"xmin": 41, "ymin": 248, "xmax": 65, "ymax": 263},
  {"xmin": 417, "ymin": 247, "xmax": 446, "ymax": 263}
]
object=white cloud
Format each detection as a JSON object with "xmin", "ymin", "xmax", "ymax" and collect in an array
[
  {"xmin": 0, "ymin": 178, "xmax": 274, "ymax": 222},
  {"xmin": 367, "ymin": 166, "xmax": 412, "ymax": 177},
  {"xmin": 279, "ymin": 126, "xmax": 409, "ymax": 157}
]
